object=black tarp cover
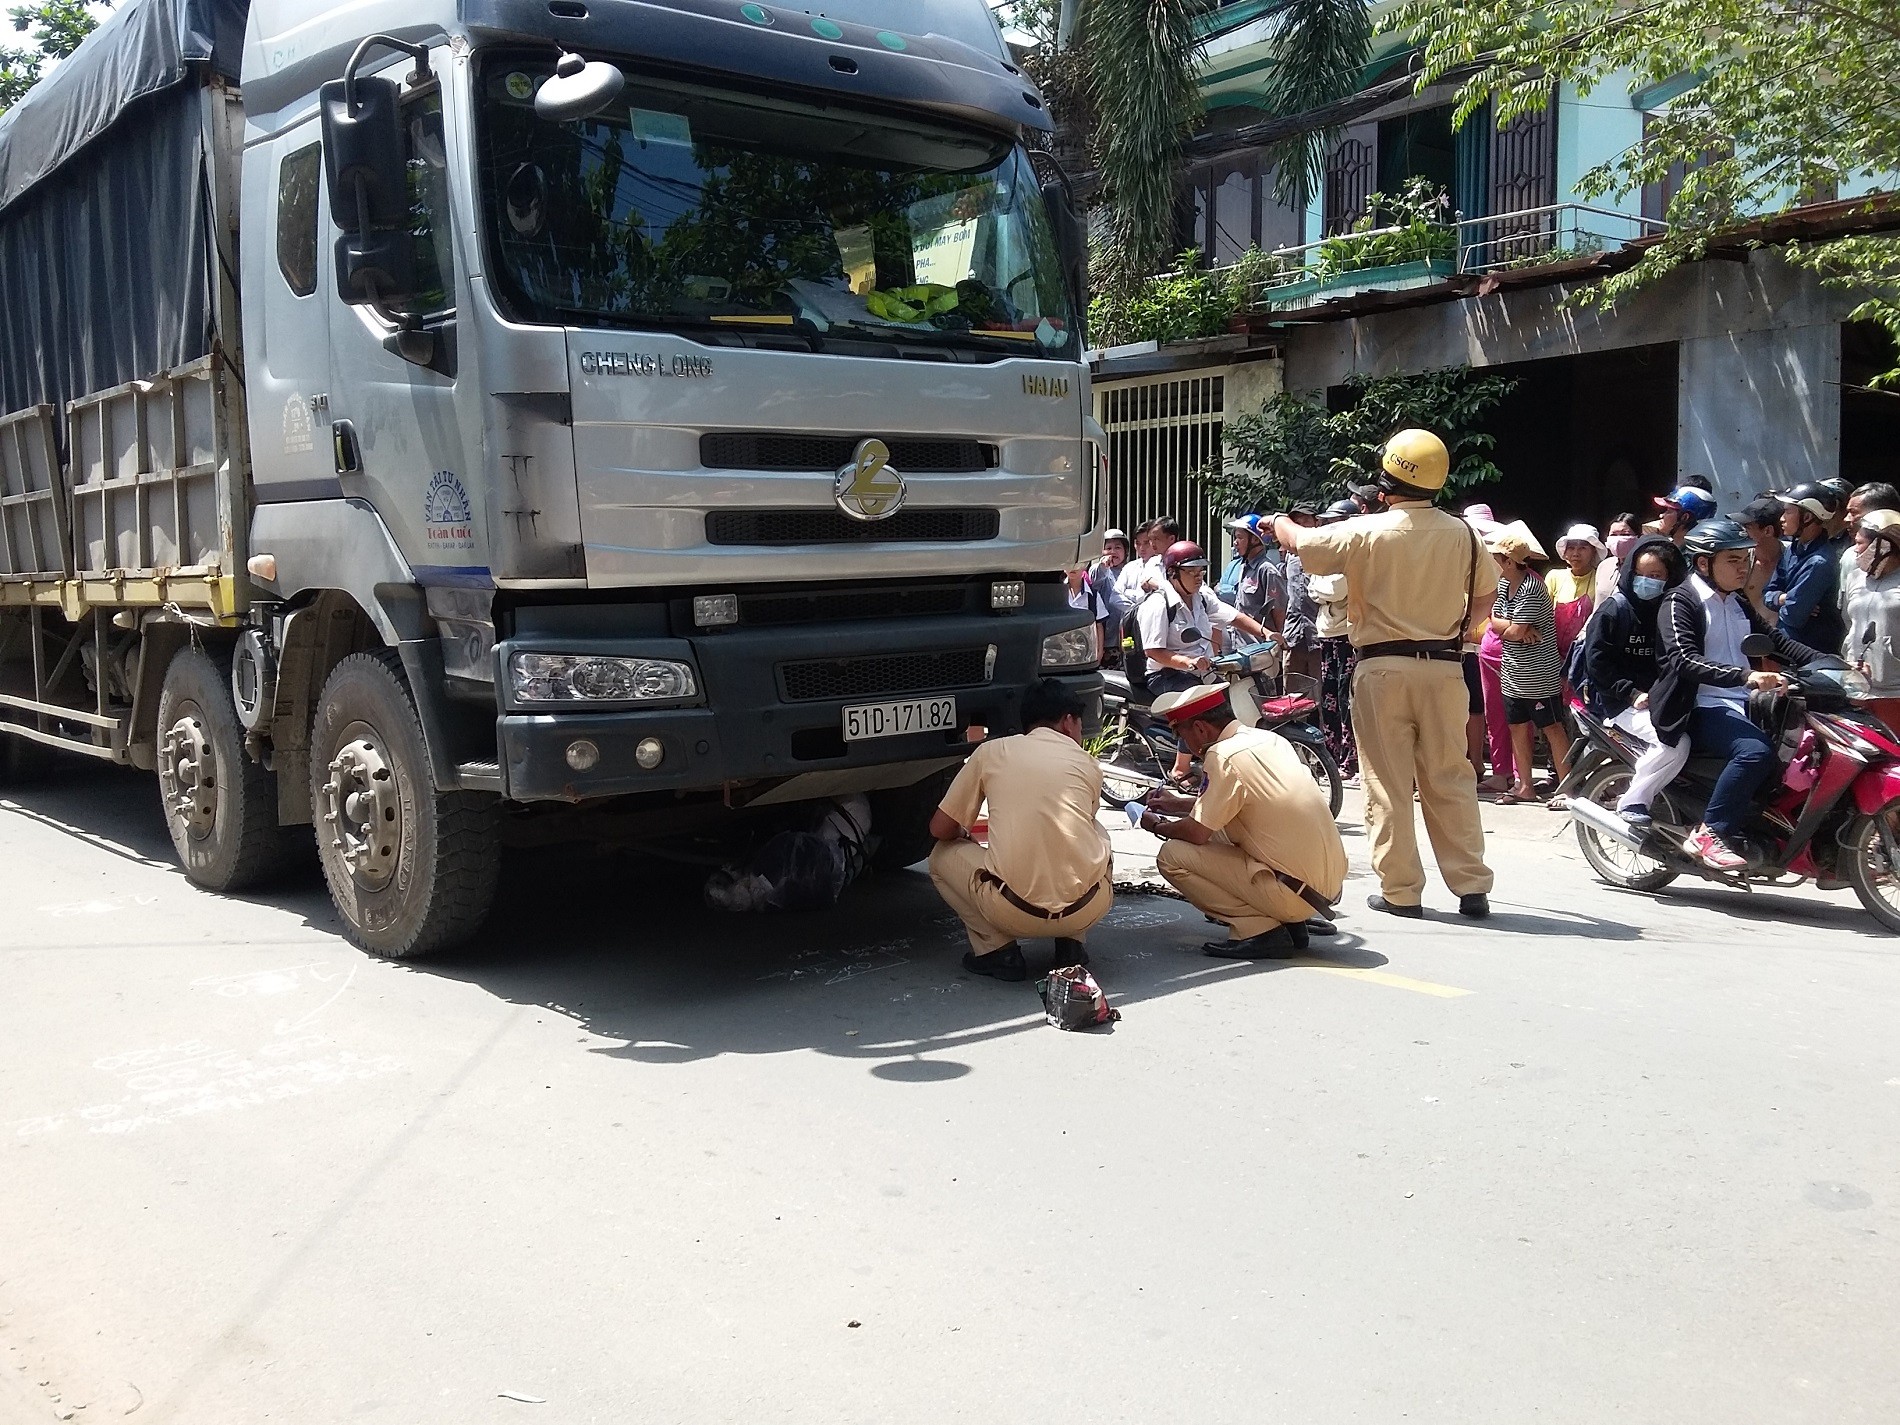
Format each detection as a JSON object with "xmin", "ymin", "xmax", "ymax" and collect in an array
[
  {"xmin": 0, "ymin": 0, "xmax": 245, "ymax": 213},
  {"xmin": 0, "ymin": 86, "xmax": 214, "ymax": 417},
  {"xmin": 0, "ymin": 0, "xmax": 245, "ymax": 418}
]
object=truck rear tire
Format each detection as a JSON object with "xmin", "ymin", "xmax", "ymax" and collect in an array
[
  {"xmin": 156, "ymin": 646, "xmax": 293, "ymax": 892},
  {"xmin": 310, "ymin": 650, "xmax": 499, "ymax": 958}
]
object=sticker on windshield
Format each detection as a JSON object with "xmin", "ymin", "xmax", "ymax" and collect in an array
[
  {"xmin": 504, "ymin": 71, "xmax": 535, "ymax": 101},
  {"xmin": 631, "ymin": 109, "xmax": 693, "ymax": 148}
]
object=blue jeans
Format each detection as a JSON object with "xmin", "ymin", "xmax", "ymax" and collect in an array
[{"xmin": 1691, "ymin": 704, "xmax": 1778, "ymax": 837}]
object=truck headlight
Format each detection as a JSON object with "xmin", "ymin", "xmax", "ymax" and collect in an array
[
  {"xmin": 1040, "ymin": 625, "xmax": 1098, "ymax": 669},
  {"xmin": 509, "ymin": 653, "xmax": 697, "ymax": 703}
]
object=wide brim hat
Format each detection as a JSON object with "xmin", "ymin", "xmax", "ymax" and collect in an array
[
  {"xmin": 1485, "ymin": 520, "xmax": 1547, "ymax": 564},
  {"xmin": 1556, "ymin": 523, "xmax": 1608, "ymax": 560},
  {"xmin": 1150, "ymin": 684, "xmax": 1231, "ymax": 725}
]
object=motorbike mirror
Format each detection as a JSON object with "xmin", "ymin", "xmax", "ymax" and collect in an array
[
  {"xmin": 1740, "ymin": 632, "xmax": 1775, "ymax": 659},
  {"xmin": 535, "ymin": 52, "xmax": 625, "ymax": 122}
]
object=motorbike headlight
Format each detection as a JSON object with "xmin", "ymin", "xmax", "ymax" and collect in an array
[
  {"xmin": 509, "ymin": 653, "xmax": 697, "ymax": 704},
  {"xmin": 1040, "ymin": 625, "xmax": 1098, "ymax": 669}
]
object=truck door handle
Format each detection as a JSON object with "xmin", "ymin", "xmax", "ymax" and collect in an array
[{"xmin": 332, "ymin": 419, "xmax": 361, "ymax": 474}]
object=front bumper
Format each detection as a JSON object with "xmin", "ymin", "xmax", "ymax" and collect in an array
[{"xmin": 495, "ymin": 607, "xmax": 1101, "ymax": 803}]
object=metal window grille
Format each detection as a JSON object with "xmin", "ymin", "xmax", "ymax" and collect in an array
[
  {"xmin": 1092, "ymin": 371, "xmax": 1225, "ymax": 555},
  {"xmin": 1485, "ymin": 106, "xmax": 1560, "ymax": 261}
]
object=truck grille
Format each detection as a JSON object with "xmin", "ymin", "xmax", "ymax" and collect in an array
[
  {"xmin": 738, "ymin": 584, "xmax": 971, "ymax": 626},
  {"xmin": 702, "ymin": 434, "xmax": 998, "ymax": 472},
  {"xmin": 780, "ymin": 648, "xmax": 991, "ymax": 702},
  {"xmin": 705, "ymin": 508, "xmax": 1000, "ymax": 546}
]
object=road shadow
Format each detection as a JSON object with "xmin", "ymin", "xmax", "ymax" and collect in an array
[
  {"xmin": 394, "ymin": 844, "xmax": 1393, "ymax": 1074},
  {"xmin": 1608, "ymin": 880, "xmax": 1887, "ymax": 937},
  {"xmin": 3, "ymin": 760, "xmax": 1400, "ymax": 1074}
]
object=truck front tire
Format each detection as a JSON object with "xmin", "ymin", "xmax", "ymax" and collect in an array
[
  {"xmin": 156, "ymin": 646, "xmax": 293, "ymax": 892},
  {"xmin": 310, "ymin": 650, "xmax": 499, "ymax": 958}
]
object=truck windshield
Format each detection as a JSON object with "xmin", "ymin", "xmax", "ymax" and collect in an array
[{"xmin": 477, "ymin": 62, "xmax": 1075, "ymax": 357}]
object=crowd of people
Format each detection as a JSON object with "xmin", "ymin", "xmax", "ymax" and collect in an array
[
  {"xmin": 1073, "ymin": 464, "xmax": 1900, "ymax": 880},
  {"xmin": 933, "ymin": 429, "xmax": 1499, "ymax": 982}
]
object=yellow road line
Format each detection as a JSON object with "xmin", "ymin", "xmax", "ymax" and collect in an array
[{"xmin": 1298, "ymin": 965, "xmax": 1472, "ymax": 998}]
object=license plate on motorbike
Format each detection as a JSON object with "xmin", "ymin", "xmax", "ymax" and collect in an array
[{"xmin": 843, "ymin": 696, "xmax": 958, "ymax": 741}]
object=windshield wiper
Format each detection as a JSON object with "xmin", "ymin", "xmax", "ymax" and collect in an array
[{"xmin": 822, "ymin": 318, "xmax": 1059, "ymax": 354}]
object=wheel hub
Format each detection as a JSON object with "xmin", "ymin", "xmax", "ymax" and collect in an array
[
  {"xmin": 321, "ymin": 736, "xmax": 401, "ymax": 890},
  {"xmin": 158, "ymin": 716, "xmax": 217, "ymax": 838}
]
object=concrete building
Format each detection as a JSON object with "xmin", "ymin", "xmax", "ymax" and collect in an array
[{"xmin": 1089, "ymin": 1, "xmax": 1900, "ymax": 541}]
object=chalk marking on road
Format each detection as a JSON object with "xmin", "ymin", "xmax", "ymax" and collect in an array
[
  {"xmin": 1297, "ymin": 965, "xmax": 1472, "ymax": 998},
  {"xmin": 274, "ymin": 960, "xmax": 360, "ymax": 1034}
]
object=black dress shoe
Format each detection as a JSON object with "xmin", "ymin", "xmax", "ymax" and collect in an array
[
  {"xmin": 1202, "ymin": 925, "xmax": 1299, "ymax": 958},
  {"xmin": 962, "ymin": 944, "xmax": 1027, "ymax": 981},
  {"xmin": 1366, "ymin": 894, "xmax": 1424, "ymax": 918},
  {"xmin": 1051, "ymin": 938, "xmax": 1090, "ymax": 968},
  {"xmin": 1458, "ymin": 893, "xmax": 1491, "ymax": 919},
  {"xmin": 1303, "ymin": 917, "xmax": 1338, "ymax": 937}
]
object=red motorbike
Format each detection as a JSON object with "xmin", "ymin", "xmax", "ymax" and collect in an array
[{"xmin": 1565, "ymin": 638, "xmax": 1900, "ymax": 931}]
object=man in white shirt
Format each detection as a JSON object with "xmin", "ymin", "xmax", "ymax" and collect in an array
[{"xmin": 1135, "ymin": 540, "xmax": 1266, "ymax": 782}]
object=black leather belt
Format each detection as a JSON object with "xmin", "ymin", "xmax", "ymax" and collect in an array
[
  {"xmin": 1274, "ymin": 870, "xmax": 1339, "ymax": 921},
  {"xmin": 1358, "ymin": 639, "xmax": 1463, "ymax": 662},
  {"xmin": 977, "ymin": 871, "xmax": 1103, "ymax": 920}
]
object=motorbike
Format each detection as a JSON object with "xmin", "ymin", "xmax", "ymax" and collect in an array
[
  {"xmin": 1096, "ymin": 637, "xmax": 1345, "ymax": 817},
  {"xmin": 1564, "ymin": 635, "xmax": 1900, "ymax": 932}
]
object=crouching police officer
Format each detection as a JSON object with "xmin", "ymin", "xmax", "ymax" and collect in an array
[
  {"xmin": 1140, "ymin": 684, "xmax": 1346, "ymax": 956},
  {"xmin": 928, "ymin": 679, "xmax": 1115, "ymax": 981},
  {"xmin": 1272, "ymin": 429, "xmax": 1496, "ymax": 919}
]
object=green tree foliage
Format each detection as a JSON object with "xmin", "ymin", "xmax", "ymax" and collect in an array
[
  {"xmin": 1388, "ymin": 0, "xmax": 1900, "ymax": 381},
  {"xmin": 1085, "ymin": 0, "xmax": 1206, "ymax": 287},
  {"xmin": 1209, "ymin": 365, "xmax": 1519, "ymax": 511},
  {"xmin": 1020, "ymin": 0, "xmax": 1371, "ymax": 288},
  {"xmin": 1, "ymin": 0, "xmax": 106, "ymax": 111},
  {"xmin": 1088, "ymin": 244, "xmax": 1283, "ymax": 345}
]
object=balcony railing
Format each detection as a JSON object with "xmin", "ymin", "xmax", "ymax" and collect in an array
[{"xmin": 1218, "ymin": 203, "xmax": 1668, "ymax": 311}]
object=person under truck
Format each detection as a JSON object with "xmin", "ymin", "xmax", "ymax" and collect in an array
[
  {"xmin": 1137, "ymin": 540, "xmax": 1269, "ymax": 786},
  {"xmin": 1271, "ymin": 429, "xmax": 1496, "ymax": 920},
  {"xmin": 927, "ymin": 679, "xmax": 1113, "ymax": 982},
  {"xmin": 1138, "ymin": 684, "xmax": 1346, "ymax": 958}
]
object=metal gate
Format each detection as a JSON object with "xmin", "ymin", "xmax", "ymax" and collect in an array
[{"xmin": 1092, "ymin": 370, "xmax": 1225, "ymax": 555}]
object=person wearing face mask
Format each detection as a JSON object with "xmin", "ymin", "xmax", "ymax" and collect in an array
[
  {"xmin": 1843, "ymin": 509, "xmax": 1900, "ymax": 734},
  {"xmin": 1655, "ymin": 518, "xmax": 1823, "ymax": 871},
  {"xmin": 1839, "ymin": 484, "xmax": 1900, "ymax": 610},
  {"xmin": 1580, "ymin": 536, "xmax": 1691, "ymax": 832},
  {"xmin": 1594, "ymin": 514, "xmax": 1640, "ymax": 601}
]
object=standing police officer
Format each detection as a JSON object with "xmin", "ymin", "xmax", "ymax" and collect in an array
[{"xmin": 1271, "ymin": 430, "xmax": 1496, "ymax": 919}]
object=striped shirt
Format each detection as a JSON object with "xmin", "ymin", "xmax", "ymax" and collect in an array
[{"xmin": 1493, "ymin": 574, "xmax": 1564, "ymax": 699}]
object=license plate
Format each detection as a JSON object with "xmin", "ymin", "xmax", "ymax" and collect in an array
[{"xmin": 843, "ymin": 696, "xmax": 958, "ymax": 741}]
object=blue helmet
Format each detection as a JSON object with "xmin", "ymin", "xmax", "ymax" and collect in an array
[
  {"xmin": 1657, "ymin": 486, "xmax": 1717, "ymax": 522},
  {"xmin": 1223, "ymin": 513, "xmax": 1266, "ymax": 540}
]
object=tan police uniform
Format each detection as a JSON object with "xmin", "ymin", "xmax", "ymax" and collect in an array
[
  {"xmin": 929, "ymin": 727, "xmax": 1114, "ymax": 953},
  {"xmin": 1155, "ymin": 722, "xmax": 1347, "ymax": 939},
  {"xmin": 1295, "ymin": 502, "xmax": 1496, "ymax": 905}
]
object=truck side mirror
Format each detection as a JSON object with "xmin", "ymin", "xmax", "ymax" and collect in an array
[
  {"xmin": 320, "ymin": 75, "xmax": 415, "ymax": 308},
  {"xmin": 1040, "ymin": 175, "xmax": 1087, "ymax": 344}
]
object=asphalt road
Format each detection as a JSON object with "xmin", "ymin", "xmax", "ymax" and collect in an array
[{"xmin": 3, "ymin": 760, "xmax": 1898, "ymax": 1424}]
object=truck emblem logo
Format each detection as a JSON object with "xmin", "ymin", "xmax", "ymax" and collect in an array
[{"xmin": 833, "ymin": 438, "xmax": 906, "ymax": 522}]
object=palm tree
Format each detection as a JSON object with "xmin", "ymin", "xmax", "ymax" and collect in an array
[{"xmin": 1064, "ymin": 0, "xmax": 1373, "ymax": 281}]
